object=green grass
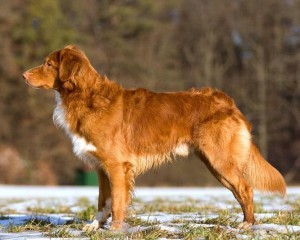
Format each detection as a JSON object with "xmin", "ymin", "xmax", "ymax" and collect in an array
[
  {"xmin": 27, "ymin": 206, "xmax": 72, "ymax": 214},
  {"xmin": 180, "ymin": 224, "xmax": 236, "ymax": 240},
  {"xmin": 76, "ymin": 205, "xmax": 97, "ymax": 221},
  {"xmin": 6, "ymin": 218, "xmax": 54, "ymax": 233},
  {"xmin": 259, "ymin": 211, "xmax": 300, "ymax": 225},
  {"xmin": 201, "ymin": 210, "xmax": 237, "ymax": 226},
  {"xmin": 47, "ymin": 225, "xmax": 81, "ymax": 238},
  {"xmin": 134, "ymin": 197, "xmax": 218, "ymax": 214}
]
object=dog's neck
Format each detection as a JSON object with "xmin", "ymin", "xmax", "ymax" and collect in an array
[
  {"xmin": 55, "ymin": 74, "xmax": 124, "ymax": 135},
  {"xmin": 58, "ymin": 74, "xmax": 124, "ymax": 105}
]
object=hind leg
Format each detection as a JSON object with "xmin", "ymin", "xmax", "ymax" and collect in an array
[
  {"xmin": 195, "ymin": 118, "xmax": 254, "ymax": 227},
  {"xmin": 217, "ymin": 169, "xmax": 254, "ymax": 227},
  {"xmin": 201, "ymin": 155, "xmax": 255, "ymax": 227}
]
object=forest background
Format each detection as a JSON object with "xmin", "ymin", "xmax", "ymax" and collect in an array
[{"xmin": 0, "ymin": 0, "xmax": 300, "ymax": 186}]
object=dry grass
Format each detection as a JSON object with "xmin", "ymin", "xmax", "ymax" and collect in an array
[{"xmin": 1, "ymin": 192, "xmax": 300, "ymax": 239}]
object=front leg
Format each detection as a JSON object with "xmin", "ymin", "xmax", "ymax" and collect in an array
[
  {"xmin": 83, "ymin": 168, "xmax": 111, "ymax": 231},
  {"xmin": 107, "ymin": 162, "xmax": 134, "ymax": 230}
]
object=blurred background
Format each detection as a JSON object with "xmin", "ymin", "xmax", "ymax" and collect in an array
[{"xmin": 0, "ymin": 0, "xmax": 300, "ymax": 186}]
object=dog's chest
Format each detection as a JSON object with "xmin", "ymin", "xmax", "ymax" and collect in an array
[{"xmin": 53, "ymin": 94, "xmax": 98, "ymax": 166}]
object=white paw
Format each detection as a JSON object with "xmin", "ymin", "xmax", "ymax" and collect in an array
[{"xmin": 83, "ymin": 219, "xmax": 100, "ymax": 232}]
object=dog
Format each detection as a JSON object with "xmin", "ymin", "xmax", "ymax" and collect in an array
[{"xmin": 23, "ymin": 45, "xmax": 286, "ymax": 231}]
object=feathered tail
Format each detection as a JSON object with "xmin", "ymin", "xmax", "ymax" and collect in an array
[{"xmin": 244, "ymin": 143, "xmax": 286, "ymax": 196}]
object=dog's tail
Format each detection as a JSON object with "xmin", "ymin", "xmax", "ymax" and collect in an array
[{"xmin": 244, "ymin": 143, "xmax": 286, "ymax": 196}]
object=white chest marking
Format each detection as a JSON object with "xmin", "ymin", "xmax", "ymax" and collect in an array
[
  {"xmin": 71, "ymin": 134, "xmax": 97, "ymax": 159},
  {"xmin": 53, "ymin": 93, "xmax": 98, "ymax": 166}
]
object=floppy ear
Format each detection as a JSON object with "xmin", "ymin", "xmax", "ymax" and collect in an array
[
  {"xmin": 64, "ymin": 45, "xmax": 88, "ymax": 59},
  {"xmin": 59, "ymin": 50, "xmax": 82, "ymax": 91}
]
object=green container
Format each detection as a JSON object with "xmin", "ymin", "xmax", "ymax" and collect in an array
[{"xmin": 75, "ymin": 170, "xmax": 98, "ymax": 186}]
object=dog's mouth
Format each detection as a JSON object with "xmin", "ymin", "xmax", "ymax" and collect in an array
[
  {"xmin": 24, "ymin": 78, "xmax": 48, "ymax": 90},
  {"xmin": 23, "ymin": 74, "xmax": 54, "ymax": 90},
  {"xmin": 23, "ymin": 72, "xmax": 39, "ymax": 88}
]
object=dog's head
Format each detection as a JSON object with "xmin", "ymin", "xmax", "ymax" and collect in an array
[{"xmin": 23, "ymin": 45, "xmax": 93, "ymax": 91}]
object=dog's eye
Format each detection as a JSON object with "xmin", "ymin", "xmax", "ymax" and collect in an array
[{"xmin": 46, "ymin": 61, "xmax": 52, "ymax": 67}]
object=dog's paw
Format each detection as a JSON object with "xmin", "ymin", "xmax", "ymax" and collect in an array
[
  {"xmin": 237, "ymin": 221, "xmax": 252, "ymax": 229},
  {"xmin": 110, "ymin": 221, "xmax": 130, "ymax": 233},
  {"xmin": 83, "ymin": 220, "xmax": 101, "ymax": 232}
]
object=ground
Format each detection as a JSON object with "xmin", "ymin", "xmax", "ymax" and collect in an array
[{"xmin": 0, "ymin": 186, "xmax": 299, "ymax": 239}]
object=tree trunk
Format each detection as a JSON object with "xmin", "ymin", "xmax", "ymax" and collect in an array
[{"xmin": 256, "ymin": 46, "xmax": 268, "ymax": 158}]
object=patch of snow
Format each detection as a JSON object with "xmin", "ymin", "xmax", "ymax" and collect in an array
[
  {"xmin": 137, "ymin": 212, "xmax": 217, "ymax": 224},
  {"xmin": 127, "ymin": 225, "xmax": 150, "ymax": 234},
  {"xmin": 252, "ymin": 223, "xmax": 300, "ymax": 233},
  {"xmin": 135, "ymin": 187, "xmax": 233, "ymax": 200},
  {"xmin": 0, "ymin": 231, "xmax": 43, "ymax": 240},
  {"xmin": 262, "ymin": 204, "xmax": 293, "ymax": 212},
  {"xmin": 158, "ymin": 224, "xmax": 181, "ymax": 233},
  {"xmin": 0, "ymin": 185, "xmax": 98, "ymax": 199},
  {"xmin": 254, "ymin": 213, "xmax": 277, "ymax": 220},
  {"xmin": 0, "ymin": 214, "xmax": 77, "ymax": 228},
  {"xmin": 286, "ymin": 186, "xmax": 300, "ymax": 194}
]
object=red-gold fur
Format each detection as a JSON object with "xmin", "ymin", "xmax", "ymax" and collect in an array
[{"xmin": 23, "ymin": 45, "xmax": 286, "ymax": 230}]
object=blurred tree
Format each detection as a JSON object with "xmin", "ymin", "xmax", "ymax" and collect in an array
[
  {"xmin": 177, "ymin": 0, "xmax": 237, "ymax": 89},
  {"xmin": 0, "ymin": 0, "xmax": 79, "ymax": 184},
  {"xmin": 234, "ymin": 0, "xmax": 300, "ymax": 164},
  {"xmin": 90, "ymin": 0, "xmax": 182, "ymax": 90},
  {"xmin": 175, "ymin": 0, "xmax": 300, "ymax": 181},
  {"xmin": 0, "ymin": 0, "xmax": 299, "ymax": 185},
  {"xmin": 0, "ymin": 0, "xmax": 22, "ymax": 145},
  {"xmin": 13, "ymin": 0, "xmax": 76, "ymax": 66}
]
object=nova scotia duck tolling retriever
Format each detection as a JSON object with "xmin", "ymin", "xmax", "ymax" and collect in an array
[{"xmin": 23, "ymin": 45, "xmax": 286, "ymax": 231}]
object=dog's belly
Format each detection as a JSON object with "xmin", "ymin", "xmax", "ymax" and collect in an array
[{"xmin": 132, "ymin": 143, "xmax": 190, "ymax": 175}]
